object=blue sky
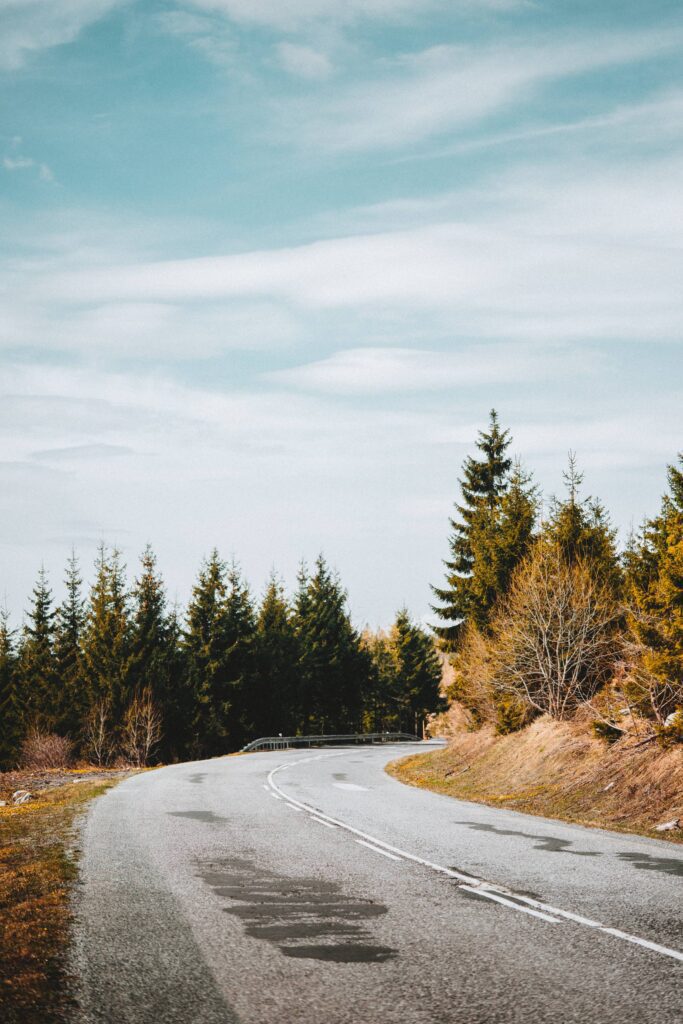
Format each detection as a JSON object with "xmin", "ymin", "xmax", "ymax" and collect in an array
[{"xmin": 1, "ymin": 0, "xmax": 682, "ymax": 626}]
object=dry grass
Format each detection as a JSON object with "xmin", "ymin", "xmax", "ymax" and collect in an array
[
  {"xmin": 389, "ymin": 715, "xmax": 683, "ymax": 843},
  {"xmin": 0, "ymin": 772, "xmax": 128, "ymax": 1024}
]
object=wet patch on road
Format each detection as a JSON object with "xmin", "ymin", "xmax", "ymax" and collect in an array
[
  {"xmin": 200, "ymin": 856, "xmax": 397, "ymax": 964},
  {"xmin": 458, "ymin": 822, "xmax": 601, "ymax": 857},
  {"xmin": 616, "ymin": 851, "xmax": 683, "ymax": 877},
  {"xmin": 187, "ymin": 773, "xmax": 208, "ymax": 785},
  {"xmin": 333, "ymin": 773, "xmax": 348, "ymax": 781},
  {"xmin": 168, "ymin": 810, "xmax": 228, "ymax": 823}
]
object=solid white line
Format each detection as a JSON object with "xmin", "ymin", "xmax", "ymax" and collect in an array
[
  {"xmin": 310, "ymin": 816, "xmax": 337, "ymax": 829},
  {"xmin": 285, "ymin": 803, "xmax": 303, "ymax": 812},
  {"xmin": 355, "ymin": 839, "xmax": 402, "ymax": 861},
  {"xmin": 601, "ymin": 927, "xmax": 683, "ymax": 963},
  {"xmin": 266, "ymin": 755, "xmax": 683, "ymax": 964},
  {"xmin": 459, "ymin": 886, "xmax": 560, "ymax": 924}
]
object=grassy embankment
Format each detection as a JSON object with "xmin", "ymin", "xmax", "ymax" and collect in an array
[
  {"xmin": 0, "ymin": 770, "xmax": 129, "ymax": 1024},
  {"xmin": 388, "ymin": 714, "xmax": 683, "ymax": 843}
]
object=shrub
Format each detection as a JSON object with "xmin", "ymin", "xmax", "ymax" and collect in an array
[
  {"xmin": 20, "ymin": 730, "xmax": 74, "ymax": 769},
  {"xmin": 489, "ymin": 542, "xmax": 622, "ymax": 720}
]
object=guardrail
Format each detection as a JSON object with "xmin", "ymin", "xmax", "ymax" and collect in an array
[{"xmin": 240, "ymin": 732, "xmax": 422, "ymax": 752}]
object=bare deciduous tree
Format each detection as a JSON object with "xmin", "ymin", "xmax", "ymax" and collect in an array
[
  {"xmin": 121, "ymin": 688, "xmax": 162, "ymax": 767},
  {"xmin": 490, "ymin": 543, "xmax": 622, "ymax": 720},
  {"xmin": 84, "ymin": 700, "xmax": 114, "ymax": 767}
]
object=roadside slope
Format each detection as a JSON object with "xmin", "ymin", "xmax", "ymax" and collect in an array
[{"xmin": 388, "ymin": 715, "xmax": 683, "ymax": 842}]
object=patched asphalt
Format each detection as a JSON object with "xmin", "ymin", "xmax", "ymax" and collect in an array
[{"xmin": 72, "ymin": 743, "xmax": 683, "ymax": 1023}]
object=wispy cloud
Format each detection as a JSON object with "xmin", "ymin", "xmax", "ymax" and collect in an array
[
  {"xmin": 268, "ymin": 345, "xmax": 600, "ymax": 394},
  {"xmin": 275, "ymin": 41, "xmax": 332, "ymax": 79},
  {"xmin": 3, "ymin": 138, "xmax": 53, "ymax": 181},
  {"xmin": 273, "ymin": 28, "xmax": 683, "ymax": 151},
  {"xmin": 0, "ymin": 0, "xmax": 128, "ymax": 71}
]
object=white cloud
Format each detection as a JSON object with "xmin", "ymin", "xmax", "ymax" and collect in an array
[
  {"xmin": 0, "ymin": 0, "xmax": 128, "ymax": 71},
  {"xmin": 0, "ymin": 299, "xmax": 299, "ymax": 358},
  {"xmin": 3, "ymin": 147, "xmax": 53, "ymax": 182},
  {"xmin": 268, "ymin": 345, "xmax": 600, "ymax": 394},
  {"xmin": 275, "ymin": 41, "xmax": 332, "ymax": 79},
  {"xmin": 181, "ymin": 0, "xmax": 444, "ymax": 32},
  {"xmin": 274, "ymin": 29, "xmax": 683, "ymax": 151}
]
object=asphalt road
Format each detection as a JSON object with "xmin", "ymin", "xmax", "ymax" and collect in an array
[{"xmin": 73, "ymin": 743, "xmax": 683, "ymax": 1024}]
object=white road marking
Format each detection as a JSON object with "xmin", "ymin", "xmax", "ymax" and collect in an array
[
  {"xmin": 333, "ymin": 782, "xmax": 369, "ymax": 792},
  {"xmin": 262, "ymin": 784, "xmax": 269, "ymax": 791},
  {"xmin": 310, "ymin": 816, "xmax": 337, "ymax": 828},
  {"xmin": 459, "ymin": 886, "xmax": 560, "ymax": 924},
  {"xmin": 269, "ymin": 792, "xmax": 281, "ymax": 800},
  {"xmin": 285, "ymin": 803, "xmax": 303, "ymax": 812},
  {"xmin": 355, "ymin": 839, "xmax": 402, "ymax": 861},
  {"xmin": 266, "ymin": 755, "xmax": 683, "ymax": 965}
]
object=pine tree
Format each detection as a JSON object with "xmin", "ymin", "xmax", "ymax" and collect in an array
[
  {"xmin": 54, "ymin": 551, "xmax": 86, "ymax": 737},
  {"xmin": 156, "ymin": 603, "xmax": 192, "ymax": 762},
  {"xmin": 390, "ymin": 609, "xmax": 444, "ymax": 735},
  {"xmin": 255, "ymin": 572, "xmax": 300, "ymax": 737},
  {"xmin": 625, "ymin": 454, "xmax": 683, "ymax": 720},
  {"xmin": 544, "ymin": 454, "xmax": 621, "ymax": 591},
  {"xmin": 295, "ymin": 555, "xmax": 368, "ymax": 733},
  {"xmin": 128, "ymin": 545, "xmax": 169, "ymax": 698},
  {"xmin": 0, "ymin": 608, "xmax": 22, "ymax": 768},
  {"xmin": 432, "ymin": 411, "xmax": 535, "ymax": 647},
  {"xmin": 18, "ymin": 566, "xmax": 59, "ymax": 730},
  {"xmin": 184, "ymin": 550, "xmax": 231, "ymax": 756},
  {"xmin": 221, "ymin": 561, "xmax": 258, "ymax": 749},
  {"xmin": 81, "ymin": 545, "xmax": 130, "ymax": 724}
]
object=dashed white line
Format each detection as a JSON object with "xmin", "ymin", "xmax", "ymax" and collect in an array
[
  {"xmin": 355, "ymin": 839, "xmax": 402, "ymax": 861},
  {"xmin": 310, "ymin": 816, "xmax": 337, "ymax": 829},
  {"xmin": 265, "ymin": 754, "xmax": 683, "ymax": 965}
]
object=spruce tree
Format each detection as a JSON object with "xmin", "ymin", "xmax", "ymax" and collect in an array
[
  {"xmin": 184, "ymin": 550, "xmax": 231, "ymax": 756},
  {"xmin": 545, "ymin": 454, "xmax": 621, "ymax": 591},
  {"xmin": 390, "ymin": 608, "xmax": 444, "ymax": 735},
  {"xmin": 81, "ymin": 545, "xmax": 131, "ymax": 724},
  {"xmin": 222, "ymin": 561, "xmax": 259, "ymax": 749},
  {"xmin": 128, "ymin": 545, "xmax": 169, "ymax": 698},
  {"xmin": 19, "ymin": 566, "xmax": 59, "ymax": 730},
  {"xmin": 54, "ymin": 551, "xmax": 86, "ymax": 737},
  {"xmin": 157, "ymin": 603, "xmax": 192, "ymax": 762},
  {"xmin": 432, "ymin": 411, "xmax": 535, "ymax": 647},
  {"xmin": 0, "ymin": 608, "xmax": 22, "ymax": 768},
  {"xmin": 625, "ymin": 454, "xmax": 683, "ymax": 720},
  {"xmin": 255, "ymin": 573, "xmax": 300, "ymax": 737},
  {"xmin": 295, "ymin": 555, "xmax": 368, "ymax": 733}
]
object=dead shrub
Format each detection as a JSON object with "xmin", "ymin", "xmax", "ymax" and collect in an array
[{"xmin": 20, "ymin": 730, "xmax": 74, "ymax": 769}]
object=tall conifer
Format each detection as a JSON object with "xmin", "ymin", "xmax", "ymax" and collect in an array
[
  {"xmin": 19, "ymin": 566, "xmax": 59, "ymax": 729},
  {"xmin": 255, "ymin": 573, "xmax": 300, "ymax": 736},
  {"xmin": 54, "ymin": 551, "xmax": 86, "ymax": 736},
  {"xmin": 0, "ymin": 608, "xmax": 21, "ymax": 768},
  {"xmin": 432, "ymin": 411, "xmax": 534, "ymax": 646}
]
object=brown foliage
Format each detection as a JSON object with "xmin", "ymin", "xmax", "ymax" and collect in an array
[
  {"xmin": 489, "ymin": 542, "xmax": 622, "ymax": 720},
  {"xmin": 19, "ymin": 731, "xmax": 73, "ymax": 770}
]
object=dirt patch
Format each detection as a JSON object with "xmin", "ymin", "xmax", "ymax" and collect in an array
[
  {"xmin": 388, "ymin": 715, "xmax": 683, "ymax": 843},
  {"xmin": 0, "ymin": 770, "xmax": 133, "ymax": 1024}
]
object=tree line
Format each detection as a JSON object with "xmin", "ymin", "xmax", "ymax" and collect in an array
[
  {"xmin": 0, "ymin": 551, "xmax": 442, "ymax": 769},
  {"xmin": 432, "ymin": 411, "xmax": 683, "ymax": 740}
]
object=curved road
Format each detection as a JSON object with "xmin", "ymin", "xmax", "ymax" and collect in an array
[{"xmin": 73, "ymin": 743, "xmax": 683, "ymax": 1024}]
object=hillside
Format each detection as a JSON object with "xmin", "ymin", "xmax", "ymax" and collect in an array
[{"xmin": 388, "ymin": 712, "xmax": 683, "ymax": 843}]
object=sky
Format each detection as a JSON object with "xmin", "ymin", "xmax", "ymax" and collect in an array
[{"xmin": 1, "ymin": 0, "xmax": 682, "ymax": 628}]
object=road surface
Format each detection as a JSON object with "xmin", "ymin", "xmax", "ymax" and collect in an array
[{"xmin": 73, "ymin": 743, "xmax": 683, "ymax": 1024}]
